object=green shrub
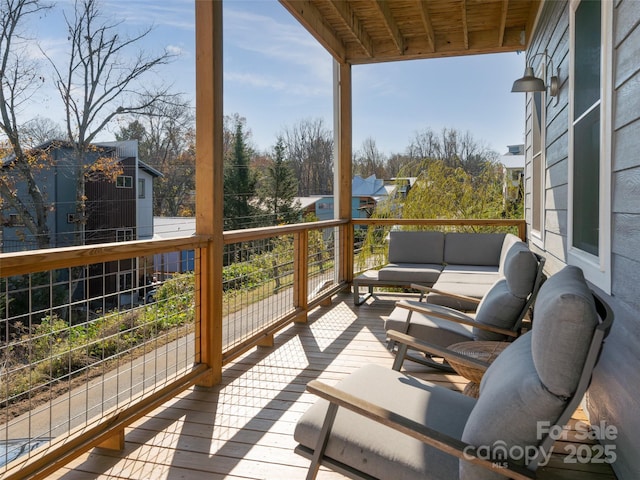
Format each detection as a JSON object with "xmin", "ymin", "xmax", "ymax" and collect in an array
[{"xmin": 222, "ymin": 261, "xmax": 270, "ymax": 291}]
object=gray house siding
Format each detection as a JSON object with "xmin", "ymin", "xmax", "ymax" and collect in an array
[
  {"xmin": 525, "ymin": 1, "xmax": 640, "ymax": 478},
  {"xmin": 1, "ymin": 148, "xmax": 77, "ymax": 251}
]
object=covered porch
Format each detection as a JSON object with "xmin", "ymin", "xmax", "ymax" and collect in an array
[
  {"xmin": 53, "ymin": 291, "xmax": 614, "ymax": 480},
  {"xmin": 0, "ymin": 0, "xmax": 633, "ymax": 478}
]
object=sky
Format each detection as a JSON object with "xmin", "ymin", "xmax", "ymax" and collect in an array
[{"xmin": 26, "ymin": 0, "xmax": 527, "ymax": 157}]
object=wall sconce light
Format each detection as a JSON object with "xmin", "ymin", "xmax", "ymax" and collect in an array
[{"xmin": 511, "ymin": 50, "xmax": 559, "ymax": 99}]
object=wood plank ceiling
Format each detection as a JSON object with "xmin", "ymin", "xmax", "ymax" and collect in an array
[{"xmin": 279, "ymin": 0, "xmax": 542, "ymax": 64}]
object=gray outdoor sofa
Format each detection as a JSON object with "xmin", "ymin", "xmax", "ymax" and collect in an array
[{"xmin": 354, "ymin": 231, "xmax": 533, "ymax": 309}]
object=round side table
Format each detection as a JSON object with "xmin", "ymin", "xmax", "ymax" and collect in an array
[{"xmin": 448, "ymin": 341, "xmax": 509, "ymax": 398}]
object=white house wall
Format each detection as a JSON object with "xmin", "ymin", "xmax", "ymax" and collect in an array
[{"xmin": 137, "ymin": 169, "xmax": 155, "ymax": 240}]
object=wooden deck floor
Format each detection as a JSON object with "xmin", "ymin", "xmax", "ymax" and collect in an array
[{"xmin": 52, "ymin": 292, "xmax": 617, "ymax": 480}]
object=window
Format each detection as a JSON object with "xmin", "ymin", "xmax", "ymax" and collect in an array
[
  {"xmin": 138, "ymin": 178, "xmax": 146, "ymax": 198},
  {"xmin": 531, "ymin": 86, "xmax": 545, "ymax": 242},
  {"xmin": 116, "ymin": 228, "xmax": 134, "ymax": 242},
  {"xmin": 116, "ymin": 175, "xmax": 133, "ymax": 188},
  {"xmin": 119, "ymin": 272, "xmax": 133, "ymax": 290},
  {"xmin": 8, "ymin": 214, "xmax": 25, "ymax": 227},
  {"xmin": 569, "ymin": 0, "xmax": 612, "ymax": 292}
]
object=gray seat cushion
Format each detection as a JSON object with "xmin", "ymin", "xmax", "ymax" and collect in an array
[
  {"xmin": 388, "ymin": 230, "xmax": 445, "ymax": 264},
  {"xmin": 438, "ymin": 266, "xmax": 500, "ymax": 282},
  {"xmin": 426, "ymin": 281, "xmax": 493, "ymax": 311},
  {"xmin": 295, "ymin": 363, "xmax": 476, "ymax": 480},
  {"xmin": 444, "ymin": 233, "xmax": 505, "ymax": 266},
  {"xmin": 384, "ymin": 301, "xmax": 474, "ymax": 346},
  {"xmin": 378, "ymin": 263, "xmax": 444, "ymax": 284},
  {"xmin": 428, "ymin": 267, "xmax": 500, "ymax": 311}
]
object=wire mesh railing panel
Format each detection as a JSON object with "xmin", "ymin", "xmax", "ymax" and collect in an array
[
  {"xmin": 222, "ymin": 236, "xmax": 296, "ymax": 351},
  {"xmin": 307, "ymin": 226, "xmax": 337, "ymax": 302},
  {"xmin": 0, "ymin": 249, "xmax": 198, "ymax": 472}
]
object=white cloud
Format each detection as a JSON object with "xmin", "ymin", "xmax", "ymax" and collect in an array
[
  {"xmin": 167, "ymin": 44, "xmax": 187, "ymax": 57},
  {"xmin": 225, "ymin": 71, "xmax": 330, "ymax": 98},
  {"xmin": 224, "ymin": 7, "xmax": 330, "ymax": 79}
]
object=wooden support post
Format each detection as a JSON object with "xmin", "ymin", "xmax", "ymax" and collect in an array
[
  {"xmin": 335, "ymin": 61, "xmax": 353, "ymax": 287},
  {"xmin": 518, "ymin": 221, "xmax": 527, "ymax": 241},
  {"xmin": 293, "ymin": 231, "xmax": 309, "ymax": 323},
  {"xmin": 319, "ymin": 296, "xmax": 333, "ymax": 307},
  {"xmin": 97, "ymin": 429, "xmax": 125, "ymax": 451},
  {"xmin": 257, "ymin": 334, "xmax": 275, "ymax": 348},
  {"xmin": 194, "ymin": 0, "xmax": 224, "ymax": 387}
]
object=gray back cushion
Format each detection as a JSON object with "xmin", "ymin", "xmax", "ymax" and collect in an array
[
  {"xmin": 473, "ymin": 279, "xmax": 526, "ymax": 340},
  {"xmin": 531, "ymin": 265, "xmax": 598, "ymax": 398},
  {"xmin": 498, "ymin": 233, "xmax": 523, "ymax": 274},
  {"xmin": 388, "ymin": 231, "xmax": 445, "ymax": 264},
  {"xmin": 503, "ymin": 244, "xmax": 539, "ymax": 299},
  {"xmin": 460, "ymin": 334, "xmax": 566, "ymax": 480},
  {"xmin": 444, "ymin": 233, "xmax": 505, "ymax": 266}
]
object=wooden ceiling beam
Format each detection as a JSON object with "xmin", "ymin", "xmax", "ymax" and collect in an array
[
  {"xmin": 279, "ymin": 0, "xmax": 346, "ymax": 62},
  {"xmin": 328, "ymin": 0, "xmax": 373, "ymax": 58},
  {"xmin": 416, "ymin": 0, "xmax": 436, "ymax": 52},
  {"xmin": 523, "ymin": 0, "xmax": 543, "ymax": 48},
  {"xmin": 373, "ymin": 0, "xmax": 405, "ymax": 55},
  {"xmin": 461, "ymin": 0, "xmax": 469, "ymax": 50},
  {"xmin": 499, "ymin": 0, "xmax": 509, "ymax": 47}
]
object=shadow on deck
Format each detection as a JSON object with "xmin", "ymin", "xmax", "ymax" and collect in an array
[{"xmin": 53, "ymin": 291, "xmax": 617, "ymax": 480}]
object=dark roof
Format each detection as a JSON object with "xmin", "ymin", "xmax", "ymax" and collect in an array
[{"xmin": 138, "ymin": 160, "xmax": 163, "ymax": 178}]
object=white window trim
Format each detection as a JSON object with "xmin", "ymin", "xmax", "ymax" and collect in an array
[
  {"xmin": 138, "ymin": 177, "xmax": 146, "ymax": 199},
  {"xmin": 116, "ymin": 175, "xmax": 133, "ymax": 188},
  {"xmin": 116, "ymin": 228, "xmax": 134, "ymax": 242},
  {"xmin": 530, "ymin": 63, "xmax": 546, "ymax": 249},
  {"xmin": 567, "ymin": 0, "xmax": 612, "ymax": 294}
]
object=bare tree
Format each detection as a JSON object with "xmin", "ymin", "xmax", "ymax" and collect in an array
[
  {"xmin": 20, "ymin": 116, "xmax": 65, "ymax": 147},
  {"xmin": 282, "ymin": 118, "xmax": 333, "ymax": 196},
  {"xmin": 0, "ymin": 0, "xmax": 54, "ymax": 249},
  {"xmin": 407, "ymin": 127, "xmax": 441, "ymax": 162},
  {"xmin": 45, "ymin": 0, "xmax": 176, "ymax": 242},
  {"xmin": 407, "ymin": 127, "xmax": 498, "ymax": 176},
  {"xmin": 354, "ymin": 137, "xmax": 387, "ymax": 179},
  {"xmin": 116, "ymin": 95, "xmax": 195, "ymax": 216}
]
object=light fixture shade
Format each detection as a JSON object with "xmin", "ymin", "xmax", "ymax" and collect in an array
[{"xmin": 511, "ymin": 66, "xmax": 546, "ymax": 93}]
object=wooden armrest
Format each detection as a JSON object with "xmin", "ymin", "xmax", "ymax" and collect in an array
[
  {"xmin": 387, "ymin": 330, "xmax": 491, "ymax": 372},
  {"xmin": 305, "ymin": 379, "xmax": 535, "ymax": 480},
  {"xmin": 398, "ymin": 299, "xmax": 473, "ymax": 322},
  {"xmin": 396, "ymin": 300, "xmax": 518, "ymax": 338},
  {"xmin": 410, "ymin": 283, "xmax": 482, "ymax": 305}
]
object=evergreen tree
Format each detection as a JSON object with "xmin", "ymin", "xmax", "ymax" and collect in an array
[
  {"xmin": 224, "ymin": 119, "xmax": 257, "ymax": 229},
  {"xmin": 257, "ymin": 136, "xmax": 300, "ymax": 225}
]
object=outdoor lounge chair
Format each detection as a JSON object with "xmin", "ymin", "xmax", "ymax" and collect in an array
[
  {"xmin": 294, "ymin": 266, "xmax": 613, "ymax": 480},
  {"xmin": 383, "ymin": 249, "xmax": 545, "ymax": 371}
]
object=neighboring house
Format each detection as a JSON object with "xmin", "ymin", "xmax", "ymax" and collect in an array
[
  {"xmin": 152, "ymin": 216, "xmax": 196, "ymax": 275},
  {"xmin": 522, "ymin": 2, "xmax": 640, "ymax": 477},
  {"xmin": 99, "ymin": 140, "xmax": 160, "ymax": 242},
  {"xmin": 1, "ymin": 140, "xmax": 118, "ymax": 251},
  {"xmin": 0, "ymin": 139, "xmax": 161, "ymax": 308},
  {"xmin": 296, "ymin": 174, "xmax": 397, "ymax": 221},
  {"xmin": 0, "ymin": 139, "xmax": 159, "ymax": 251},
  {"xmin": 499, "ymin": 144, "xmax": 525, "ymax": 202}
]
